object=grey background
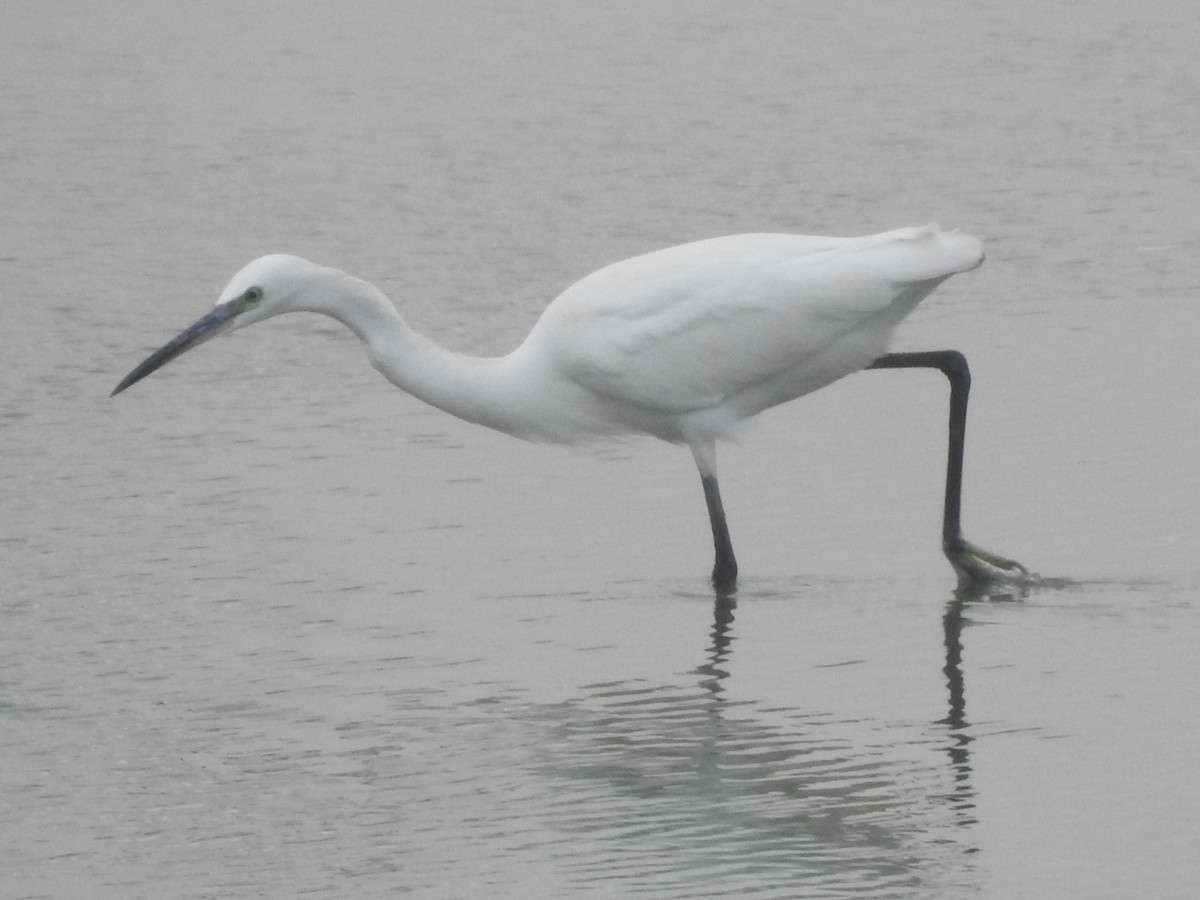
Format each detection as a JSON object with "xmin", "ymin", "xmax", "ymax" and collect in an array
[{"xmin": 4, "ymin": 1, "xmax": 1199, "ymax": 898}]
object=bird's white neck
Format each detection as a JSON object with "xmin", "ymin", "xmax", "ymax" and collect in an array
[{"xmin": 300, "ymin": 270, "xmax": 607, "ymax": 442}]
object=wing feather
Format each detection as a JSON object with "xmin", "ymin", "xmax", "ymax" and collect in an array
[{"xmin": 524, "ymin": 226, "xmax": 982, "ymax": 414}]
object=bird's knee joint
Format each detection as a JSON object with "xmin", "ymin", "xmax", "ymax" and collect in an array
[
  {"xmin": 940, "ymin": 349, "xmax": 968, "ymax": 375},
  {"xmin": 938, "ymin": 350, "xmax": 970, "ymax": 386}
]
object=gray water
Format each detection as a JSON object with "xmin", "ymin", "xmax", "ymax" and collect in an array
[{"xmin": 4, "ymin": 1, "xmax": 1200, "ymax": 897}]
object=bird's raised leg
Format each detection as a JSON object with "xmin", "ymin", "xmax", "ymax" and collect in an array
[
  {"xmin": 691, "ymin": 441, "xmax": 738, "ymax": 591},
  {"xmin": 867, "ymin": 351, "xmax": 1029, "ymax": 589}
]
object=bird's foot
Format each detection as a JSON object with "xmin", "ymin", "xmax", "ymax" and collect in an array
[
  {"xmin": 945, "ymin": 537, "xmax": 1034, "ymax": 595},
  {"xmin": 710, "ymin": 562, "xmax": 739, "ymax": 596}
]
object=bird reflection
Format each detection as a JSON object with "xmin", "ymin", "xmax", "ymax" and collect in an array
[
  {"xmin": 940, "ymin": 594, "xmax": 976, "ymax": 826},
  {"xmin": 524, "ymin": 588, "xmax": 990, "ymax": 894},
  {"xmin": 689, "ymin": 585, "xmax": 997, "ymax": 833},
  {"xmin": 693, "ymin": 592, "xmax": 736, "ymax": 698},
  {"xmin": 939, "ymin": 576, "xmax": 1034, "ymax": 827}
]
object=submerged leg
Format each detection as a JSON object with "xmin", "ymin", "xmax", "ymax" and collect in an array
[
  {"xmin": 702, "ymin": 473, "xmax": 738, "ymax": 591},
  {"xmin": 867, "ymin": 351, "xmax": 1029, "ymax": 588},
  {"xmin": 691, "ymin": 440, "xmax": 738, "ymax": 591}
]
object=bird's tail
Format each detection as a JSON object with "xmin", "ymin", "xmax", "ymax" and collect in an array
[{"xmin": 845, "ymin": 224, "xmax": 984, "ymax": 282}]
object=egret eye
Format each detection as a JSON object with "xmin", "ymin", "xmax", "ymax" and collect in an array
[{"xmin": 244, "ymin": 286, "xmax": 264, "ymax": 305}]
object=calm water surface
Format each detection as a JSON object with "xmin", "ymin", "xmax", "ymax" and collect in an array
[{"xmin": 3, "ymin": 2, "xmax": 1200, "ymax": 898}]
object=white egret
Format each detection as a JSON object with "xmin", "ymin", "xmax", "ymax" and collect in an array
[{"xmin": 113, "ymin": 225, "xmax": 1027, "ymax": 590}]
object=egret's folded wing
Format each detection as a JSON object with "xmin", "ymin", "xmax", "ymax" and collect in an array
[{"xmin": 532, "ymin": 227, "xmax": 981, "ymax": 414}]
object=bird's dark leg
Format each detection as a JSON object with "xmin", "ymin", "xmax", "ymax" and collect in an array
[
  {"xmin": 867, "ymin": 351, "xmax": 1029, "ymax": 588},
  {"xmin": 701, "ymin": 473, "xmax": 739, "ymax": 592}
]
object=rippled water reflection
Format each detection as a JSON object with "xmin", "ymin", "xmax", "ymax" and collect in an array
[{"xmin": 511, "ymin": 608, "xmax": 915, "ymax": 895}]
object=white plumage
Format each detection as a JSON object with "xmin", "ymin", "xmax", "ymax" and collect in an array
[
  {"xmin": 528, "ymin": 226, "xmax": 981, "ymax": 438},
  {"xmin": 114, "ymin": 225, "xmax": 1024, "ymax": 590}
]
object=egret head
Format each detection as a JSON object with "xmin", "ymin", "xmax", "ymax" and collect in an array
[{"xmin": 111, "ymin": 254, "xmax": 321, "ymax": 396}]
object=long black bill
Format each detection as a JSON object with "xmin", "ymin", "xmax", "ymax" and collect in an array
[{"xmin": 111, "ymin": 302, "xmax": 243, "ymax": 396}]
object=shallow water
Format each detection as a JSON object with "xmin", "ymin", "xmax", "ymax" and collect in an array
[{"xmin": 4, "ymin": 2, "xmax": 1200, "ymax": 898}]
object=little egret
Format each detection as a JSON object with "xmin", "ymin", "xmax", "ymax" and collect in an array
[{"xmin": 113, "ymin": 225, "xmax": 1027, "ymax": 590}]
